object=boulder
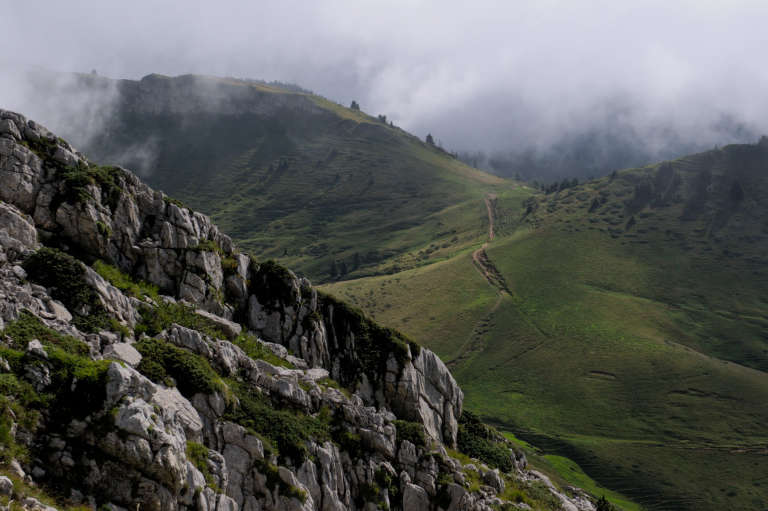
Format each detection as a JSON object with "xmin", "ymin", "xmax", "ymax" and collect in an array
[{"xmin": 103, "ymin": 343, "xmax": 142, "ymax": 367}]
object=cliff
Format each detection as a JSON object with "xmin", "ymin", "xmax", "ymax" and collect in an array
[{"xmin": 0, "ymin": 109, "xmax": 596, "ymax": 511}]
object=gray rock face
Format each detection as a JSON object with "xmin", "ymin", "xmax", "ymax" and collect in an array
[
  {"xmin": 103, "ymin": 342, "xmax": 143, "ymax": 366},
  {"xmin": 403, "ymin": 483, "xmax": 430, "ymax": 511},
  {"xmin": 0, "ymin": 475, "xmax": 13, "ymax": 495}
]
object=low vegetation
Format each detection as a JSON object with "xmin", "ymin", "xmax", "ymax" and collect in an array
[
  {"xmin": 393, "ymin": 419, "xmax": 426, "ymax": 448},
  {"xmin": 0, "ymin": 313, "xmax": 111, "ymax": 470},
  {"xmin": 232, "ymin": 331, "xmax": 294, "ymax": 368},
  {"xmin": 23, "ymin": 247, "xmax": 111, "ymax": 333},
  {"xmin": 186, "ymin": 441, "xmax": 218, "ymax": 491},
  {"xmin": 223, "ymin": 380, "xmax": 330, "ymax": 464},
  {"xmin": 134, "ymin": 337, "xmax": 226, "ymax": 396},
  {"xmin": 59, "ymin": 163, "xmax": 124, "ymax": 210},
  {"xmin": 135, "ymin": 301, "xmax": 226, "ymax": 339},
  {"xmin": 457, "ymin": 411, "xmax": 516, "ymax": 472},
  {"xmin": 318, "ymin": 291, "xmax": 418, "ymax": 388},
  {"xmin": 93, "ymin": 260, "xmax": 159, "ymax": 300},
  {"xmin": 328, "ymin": 144, "xmax": 768, "ymax": 510}
]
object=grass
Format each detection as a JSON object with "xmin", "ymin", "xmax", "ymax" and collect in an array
[
  {"xmin": 2, "ymin": 310, "xmax": 89, "ymax": 355},
  {"xmin": 135, "ymin": 301, "xmax": 227, "ymax": 339},
  {"xmin": 93, "ymin": 260, "xmax": 159, "ymax": 300},
  {"xmin": 324, "ymin": 144, "xmax": 768, "ymax": 510},
  {"xmin": 223, "ymin": 379, "xmax": 330, "ymax": 464},
  {"xmin": 232, "ymin": 331, "xmax": 295, "ymax": 368},
  {"xmin": 505, "ymin": 440, "xmax": 641, "ymax": 511},
  {"xmin": 62, "ymin": 74, "xmax": 768, "ymax": 509},
  {"xmin": 76, "ymin": 74, "xmax": 516, "ymax": 282},
  {"xmin": 186, "ymin": 441, "xmax": 219, "ymax": 491}
]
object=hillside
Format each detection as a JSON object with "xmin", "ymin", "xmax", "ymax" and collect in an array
[
  {"xmin": 20, "ymin": 72, "xmax": 768, "ymax": 509},
  {"xmin": 327, "ymin": 142, "xmax": 768, "ymax": 510},
  {"xmin": 26, "ymin": 72, "xmax": 514, "ymax": 282},
  {"xmin": 0, "ymin": 110, "xmax": 606, "ymax": 510}
]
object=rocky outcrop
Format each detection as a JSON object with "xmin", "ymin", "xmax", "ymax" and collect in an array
[
  {"xmin": 0, "ymin": 108, "xmax": 462, "ymax": 447},
  {"xmin": 0, "ymin": 109, "xmax": 597, "ymax": 511}
]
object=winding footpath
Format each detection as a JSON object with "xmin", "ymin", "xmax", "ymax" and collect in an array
[{"xmin": 448, "ymin": 194, "xmax": 511, "ymax": 368}]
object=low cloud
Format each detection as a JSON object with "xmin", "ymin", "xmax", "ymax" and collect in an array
[{"xmin": 2, "ymin": 0, "xmax": 767, "ymax": 175}]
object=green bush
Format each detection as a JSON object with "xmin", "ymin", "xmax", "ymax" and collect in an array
[
  {"xmin": 393, "ymin": 420, "xmax": 426, "ymax": 448},
  {"xmin": 221, "ymin": 257, "xmax": 239, "ymax": 276},
  {"xmin": 333, "ymin": 430, "xmax": 365, "ymax": 458},
  {"xmin": 23, "ymin": 248, "xmax": 111, "ymax": 333},
  {"xmin": 134, "ymin": 338, "xmax": 226, "ymax": 397},
  {"xmin": 223, "ymin": 380, "xmax": 330, "ymax": 464},
  {"xmin": 59, "ymin": 163, "xmax": 124, "ymax": 210},
  {"xmin": 457, "ymin": 411, "xmax": 515, "ymax": 472},
  {"xmin": 596, "ymin": 496, "xmax": 618, "ymax": 511},
  {"xmin": 135, "ymin": 302, "xmax": 226, "ymax": 339}
]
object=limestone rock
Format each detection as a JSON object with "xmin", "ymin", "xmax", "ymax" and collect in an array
[
  {"xmin": 402, "ymin": 483, "xmax": 429, "ymax": 511},
  {"xmin": 103, "ymin": 342, "xmax": 142, "ymax": 366},
  {"xmin": 0, "ymin": 475, "xmax": 12, "ymax": 495}
]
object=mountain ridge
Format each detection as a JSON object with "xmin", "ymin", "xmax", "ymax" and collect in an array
[
  {"xmin": 0, "ymin": 109, "xmax": 601, "ymax": 511},
  {"xmin": 19, "ymin": 71, "xmax": 517, "ymax": 283}
]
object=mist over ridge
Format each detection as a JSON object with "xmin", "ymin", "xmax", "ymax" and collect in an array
[{"xmin": 3, "ymin": 1, "xmax": 768, "ymax": 179}]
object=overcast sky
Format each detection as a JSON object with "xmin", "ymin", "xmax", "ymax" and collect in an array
[{"xmin": 3, "ymin": 0, "xmax": 768, "ymax": 155}]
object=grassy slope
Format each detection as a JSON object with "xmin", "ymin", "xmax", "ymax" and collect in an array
[
  {"xmin": 81, "ymin": 74, "xmax": 510, "ymax": 282},
  {"xmin": 325, "ymin": 144, "xmax": 768, "ymax": 510}
]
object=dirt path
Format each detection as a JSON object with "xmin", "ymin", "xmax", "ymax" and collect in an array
[
  {"xmin": 483, "ymin": 193, "xmax": 497, "ymax": 240},
  {"xmin": 448, "ymin": 194, "xmax": 509, "ymax": 368},
  {"xmin": 471, "ymin": 193, "xmax": 508, "ymax": 293}
]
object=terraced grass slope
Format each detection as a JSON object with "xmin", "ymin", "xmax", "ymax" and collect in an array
[
  {"xmin": 61, "ymin": 73, "xmax": 512, "ymax": 282},
  {"xmin": 326, "ymin": 141, "xmax": 768, "ymax": 510}
]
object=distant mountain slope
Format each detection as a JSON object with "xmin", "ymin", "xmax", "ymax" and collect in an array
[
  {"xmin": 327, "ymin": 142, "xmax": 768, "ymax": 510},
  {"xmin": 29, "ymin": 73, "xmax": 514, "ymax": 282}
]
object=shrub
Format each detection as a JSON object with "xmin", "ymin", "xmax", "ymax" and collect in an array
[
  {"xmin": 457, "ymin": 411, "xmax": 515, "ymax": 472},
  {"xmin": 333, "ymin": 430, "xmax": 364, "ymax": 459},
  {"xmin": 221, "ymin": 257, "xmax": 239, "ymax": 276},
  {"xmin": 393, "ymin": 420, "xmax": 426, "ymax": 448},
  {"xmin": 596, "ymin": 496, "xmax": 618, "ymax": 511},
  {"xmin": 59, "ymin": 163, "xmax": 124, "ymax": 210},
  {"xmin": 134, "ymin": 338, "xmax": 226, "ymax": 397},
  {"xmin": 23, "ymin": 247, "xmax": 111, "ymax": 333},
  {"xmin": 223, "ymin": 380, "xmax": 330, "ymax": 464},
  {"xmin": 248, "ymin": 259, "xmax": 296, "ymax": 310},
  {"xmin": 255, "ymin": 459, "xmax": 307, "ymax": 503}
]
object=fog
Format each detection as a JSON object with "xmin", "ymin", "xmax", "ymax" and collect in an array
[{"xmin": 3, "ymin": 0, "xmax": 768, "ymax": 177}]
